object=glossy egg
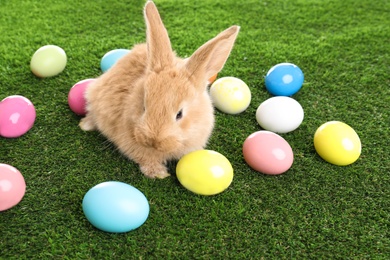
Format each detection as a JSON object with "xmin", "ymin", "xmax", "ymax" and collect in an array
[
  {"xmin": 68, "ymin": 79, "xmax": 95, "ymax": 115},
  {"xmin": 243, "ymin": 131, "xmax": 294, "ymax": 175},
  {"xmin": 256, "ymin": 96, "xmax": 304, "ymax": 133},
  {"xmin": 82, "ymin": 181, "xmax": 149, "ymax": 233},
  {"xmin": 176, "ymin": 150, "xmax": 233, "ymax": 195},
  {"xmin": 30, "ymin": 45, "xmax": 67, "ymax": 78},
  {"xmin": 265, "ymin": 63, "xmax": 304, "ymax": 96},
  {"xmin": 209, "ymin": 77, "xmax": 251, "ymax": 114},
  {"xmin": 0, "ymin": 95, "xmax": 36, "ymax": 138},
  {"xmin": 0, "ymin": 164, "xmax": 26, "ymax": 211},
  {"xmin": 314, "ymin": 121, "xmax": 361, "ymax": 166},
  {"xmin": 100, "ymin": 49, "xmax": 131, "ymax": 73}
]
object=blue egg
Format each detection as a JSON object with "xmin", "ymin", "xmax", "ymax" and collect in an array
[
  {"xmin": 82, "ymin": 181, "xmax": 149, "ymax": 233},
  {"xmin": 265, "ymin": 63, "xmax": 304, "ymax": 96},
  {"xmin": 100, "ymin": 49, "xmax": 131, "ymax": 73}
]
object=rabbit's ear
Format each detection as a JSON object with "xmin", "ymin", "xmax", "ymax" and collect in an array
[
  {"xmin": 144, "ymin": 1, "xmax": 174, "ymax": 72},
  {"xmin": 186, "ymin": 26, "xmax": 240, "ymax": 86}
]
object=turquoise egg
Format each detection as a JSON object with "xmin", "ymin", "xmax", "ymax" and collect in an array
[
  {"xmin": 100, "ymin": 49, "xmax": 130, "ymax": 72},
  {"xmin": 82, "ymin": 181, "xmax": 149, "ymax": 233},
  {"xmin": 265, "ymin": 63, "xmax": 304, "ymax": 96}
]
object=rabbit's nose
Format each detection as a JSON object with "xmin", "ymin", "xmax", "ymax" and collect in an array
[
  {"xmin": 150, "ymin": 137, "xmax": 166, "ymax": 151},
  {"xmin": 140, "ymin": 132, "xmax": 162, "ymax": 150},
  {"xmin": 150, "ymin": 138, "xmax": 159, "ymax": 149},
  {"xmin": 133, "ymin": 126, "xmax": 154, "ymax": 148},
  {"xmin": 154, "ymin": 136, "xmax": 180, "ymax": 153}
]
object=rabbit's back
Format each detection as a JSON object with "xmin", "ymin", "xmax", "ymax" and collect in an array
[{"xmin": 84, "ymin": 44, "xmax": 148, "ymax": 137}]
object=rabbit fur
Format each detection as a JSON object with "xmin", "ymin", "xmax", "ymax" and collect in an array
[{"xmin": 80, "ymin": 1, "xmax": 240, "ymax": 178}]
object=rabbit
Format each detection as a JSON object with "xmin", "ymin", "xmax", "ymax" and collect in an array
[{"xmin": 79, "ymin": 1, "xmax": 240, "ymax": 179}]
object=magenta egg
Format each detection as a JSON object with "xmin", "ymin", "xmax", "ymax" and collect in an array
[
  {"xmin": 243, "ymin": 131, "xmax": 294, "ymax": 175},
  {"xmin": 0, "ymin": 95, "xmax": 36, "ymax": 138},
  {"xmin": 68, "ymin": 79, "xmax": 95, "ymax": 115},
  {"xmin": 0, "ymin": 163, "xmax": 26, "ymax": 211}
]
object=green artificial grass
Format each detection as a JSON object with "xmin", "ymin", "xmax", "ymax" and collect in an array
[{"xmin": 0, "ymin": 0, "xmax": 389, "ymax": 258}]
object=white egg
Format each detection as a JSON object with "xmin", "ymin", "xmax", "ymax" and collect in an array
[{"xmin": 256, "ymin": 96, "xmax": 304, "ymax": 133}]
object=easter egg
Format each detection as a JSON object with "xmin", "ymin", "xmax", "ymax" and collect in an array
[
  {"xmin": 30, "ymin": 45, "xmax": 67, "ymax": 78},
  {"xmin": 265, "ymin": 63, "xmax": 304, "ymax": 96},
  {"xmin": 82, "ymin": 181, "xmax": 149, "ymax": 233},
  {"xmin": 256, "ymin": 96, "xmax": 304, "ymax": 133},
  {"xmin": 176, "ymin": 150, "xmax": 233, "ymax": 195},
  {"xmin": 0, "ymin": 95, "xmax": 36, "ymax": 138},
  {"xmin": 100, "ymin": 49, "xmax": 131, "ymax": 73},
  {"xmin": 0, "ymin": 164, "xmax": 26, "ymax": 211},
  {"xmin": 209, "ymin": 77, "xmax": 251, "ymax": 114},
  {"xmin": 314, "ymin": 121, "xmax": 361, "ymax": 166},
  {"xmin": 243, "ymin": 131, "xmax": 294, "ymax": 175},
  {"xmin": 68, "ymin": 79, "xmax": 95, "ymax": 116}
]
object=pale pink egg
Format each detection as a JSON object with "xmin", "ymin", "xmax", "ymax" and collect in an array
[
  {"xmin": 0, "ymin": 163, "xmax": 26, "ymax": 211},
  {"xmin": 243, "ymin": 131, "xmax": 293, "ymax": 175},
  {"xmin": 0, "ymin": 95, "xmax": 36, "ymax": 138},
  {"xmin": 68, "ymin": 79, "xmax": 95, "ymax": 115}
]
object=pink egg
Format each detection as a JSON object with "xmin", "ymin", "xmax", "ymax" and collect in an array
[
  {"xmin": 0, "ymin": 163, "xmax": 26, "ymax": 211},
  {"xmin": 68, "ymin": 79, "xmax": 95, "ymax": 115},
  {"xmin": 243, "ymin": 131, "xmax": 294, "ymax": 175},
  {"xmin": 0, "ymin": 95, "xmax": 36, "ymax": 138}
]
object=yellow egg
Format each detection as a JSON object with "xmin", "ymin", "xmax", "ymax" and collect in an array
[
  {"xmin": 314, "ymin": 121, "xmax": 361, "ymax": 166},
  {"xmin": 176, "ymin": 150, "xmax": 233, "ymax": 195},
  {"xmin": 209, "ymin": 77, "xmax": 251, "ymax": 114},
  {"xmin": 30, "ymin": 45, "xmax": 67, "ymax": 78}
]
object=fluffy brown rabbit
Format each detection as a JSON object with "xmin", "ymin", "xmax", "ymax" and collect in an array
[{"xmin": 79, "ymin": 1, "xmax": 240, "ymax": 178}]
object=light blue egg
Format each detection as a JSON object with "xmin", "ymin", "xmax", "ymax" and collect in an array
[
  {"xmin": 265, "ymin": 63, "xmax": 304, "ymax": 96},
  {"xmin": 100, "ymin": 49, "xmax": 130, "ymax": 73},
  {"xmin": 82, "ymin": 181, "xmax": 149, "ymax": 233}
]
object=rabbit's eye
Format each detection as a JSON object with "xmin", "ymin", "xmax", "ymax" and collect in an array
[{"xmin": 176, "ymin": 109, "xmax": 183, "ymax": 121}]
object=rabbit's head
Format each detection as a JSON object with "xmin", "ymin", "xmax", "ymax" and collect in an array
[{"xmin": 132, "ymin": 2, "xmax": 240, "ymax": 157}]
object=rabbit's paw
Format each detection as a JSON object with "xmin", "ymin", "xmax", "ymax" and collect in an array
[
  {"xmin": 79, "ymin": 116, "xmax": 96, "ymax": 131},
  {"xmin": 140, "ymin": 163, "xmax": 170, "ymax": 179}
]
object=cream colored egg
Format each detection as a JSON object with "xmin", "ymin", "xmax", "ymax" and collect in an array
[
  {"xmin": 30, "ymin": 45, "xmax": 67, "ymax": 78},
  {"xmin": 209, "ymin": 77, "xmax": 251, "ymax": 114}
]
